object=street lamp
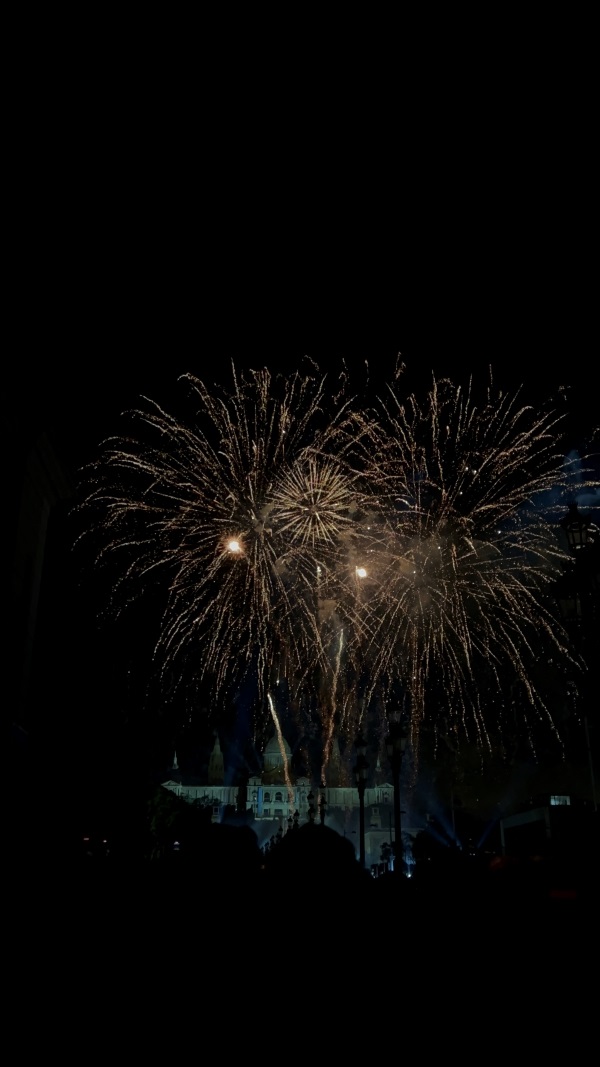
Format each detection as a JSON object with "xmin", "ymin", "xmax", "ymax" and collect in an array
[
  {"xmin": 307, "ymin": 790, "xmax": 316, "ymax": 824},
  {"xmin": 354, "ymin": 731, "xmax": 369, "ymax": 868},
  {"xmin": 561, "ymin": 501, "xmax": 592, "ymax": 552},
  {"xmin": 319, "ymin": 793, "xmax": 327, "ymax": 825},
  {"xmin": 386, "ymin": 713, "xmax": 408, "ymax": 875},
  {"xmin": 556, "ymin": 502, "xmax": 598, "ymax": 811}
]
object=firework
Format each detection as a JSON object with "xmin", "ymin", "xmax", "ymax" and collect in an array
[
  {"xmin": 75, "ymin": 360, "xmax": 599, "ymax": 770},
  {"xmin": 75, "ymin": 360, "xmax": 370, "ymax": 733},
  {"xmin": 350, "ymin": 370, "xmax": 599, "ymax": 762}
]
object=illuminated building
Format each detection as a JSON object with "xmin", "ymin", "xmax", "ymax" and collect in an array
[{"xmin": 162, "ymin": 731, "xmax": 423, "ymax": 871}]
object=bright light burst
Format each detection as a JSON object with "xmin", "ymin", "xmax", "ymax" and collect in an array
[
  {"xmin": 76, "ymin": 360, "xmax": 599, "ymax": 768},
  {"xmin": 75, "ymin": 360, "xmax": 369, "ymax": 730},
  {"xmin": 268, "ymin": 455, "xmax": 359, "ymax": 548},
  {"xmin": 349, "ymin": 369, "xmax": 599, "ymax": 762}
]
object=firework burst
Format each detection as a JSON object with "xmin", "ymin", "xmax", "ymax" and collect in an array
[
  {"xmin": 75, "ymin": 360, "xmax": 599, "ymax": 773},
  {"xmin": 351, "ymin": 369, "xmax": 599, "ymax": 764},
  {"xmin": 75, "ymin": 360, "xmax": 370, "ymax": 731}
]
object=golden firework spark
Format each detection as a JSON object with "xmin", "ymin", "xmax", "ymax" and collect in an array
[{"xmin": 75, "ymin": 360, "xmax": 599, "ymax": 768}]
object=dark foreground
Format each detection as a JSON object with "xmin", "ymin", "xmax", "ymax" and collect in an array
[{"xmin": 8, "ymin": 828, "xmax": 598, "ymax": 1053}]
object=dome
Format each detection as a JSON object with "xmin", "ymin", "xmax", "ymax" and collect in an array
[{"xmin": 264, "ymin": 734, "xmax": 292, "ymax": 758}]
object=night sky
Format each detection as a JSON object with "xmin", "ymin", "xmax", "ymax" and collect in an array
[
  {"xmin": 9, "ymin": 79, "xmax": 599, "ymax": 851},
  {"xmin": 8, "ymin": 28, "xmax": 600, "ymax": 1021},
  {"xmin": 11, "ymin": 270, "xmax": 598, "ymax": 847},
  {"xmin": 14, "ymin": 217, "xmax": 598, "ymax": 477}
]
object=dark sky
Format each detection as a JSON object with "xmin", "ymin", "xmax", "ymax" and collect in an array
[
  {"xmin": 9, "ymin": 18, "xmax": 600, "ymax": 865},
  {"xmin": 11, "ymin": 46, "xmax": 599, "ymax": 822},
  {"xmin": 14, "ymin": 261, "xmax": 598, "ymax": 482},
  {"xmin": 14, "ymin": 216, "xmax": 599, "ymax": 682},
  {"xmin": 9, "ymin": 36, "xmax": 599, "ymax": 853},
  {"xmin": 21, "ymin": 274, "xmax": 597, "ymax": 699},
  {"xmin": 10, "ymin": 0, "xmax": 597, "ymax": 510}
]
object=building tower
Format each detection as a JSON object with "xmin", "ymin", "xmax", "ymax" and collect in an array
[{"xmin": 208, "ymin": 734, "xmax": 225, "ymax": 785}]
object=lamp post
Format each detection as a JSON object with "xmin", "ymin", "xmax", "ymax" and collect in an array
[
  {"xmin": 319, "ymin": 793, "xmax": 327, "ymax": 826},
  {"xmin": 386, "ymin": 713, "xmax": 408, "ymax": 875},
  {"xmin": 354, "ymin": 731, "xmax": 369, "ymax": 868},
  {"xmin": 557, "ymin": 502, "xmax": 598, "ymax": 811},
  {"xmin": 307, "ymin": 790, "xmax": 316, "ymax": 824},
  {"xmin": 561, "ymin": 502, "xmax": 593, "ymax": 552}
]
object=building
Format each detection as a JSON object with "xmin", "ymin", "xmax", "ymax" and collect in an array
[
  {"xmin": 499, "ymin": 794, "xmax": 596, "ymax": 861},
  {"xmin": 162, "ymin": 731, "xmax": 423, "ymax": 872}
]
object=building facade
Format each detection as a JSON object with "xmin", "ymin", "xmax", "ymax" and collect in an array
[{"xmin": 162, "ymin": 732, "xmax": 422, "ymax": 871}]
